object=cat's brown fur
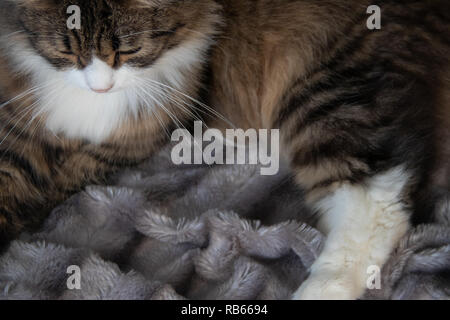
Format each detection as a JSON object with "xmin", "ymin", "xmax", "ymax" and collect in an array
[
  {"xmin": 208, "ymin": 1, "xmax": 449, "ymax": 298},
  {"xmin": 0, "ymin": 0, "xmax": 220, "ymax": 244},
  {"xmin": 210, "ymin": 0, "xmax": 449, "ymax": 203},
  {"xmin": 0, "ymin": 0, "xmax": 449, "ymax": 299}
]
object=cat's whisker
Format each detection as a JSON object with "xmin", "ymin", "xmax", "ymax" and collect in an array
[
  {"xmin": 0, "ymin": 30, "xmax": 25, "ymax": 39},
  {"xmin": 0, "ymin": 86, "xmax": 41, "ymax": 109},
  {"xmin": 0, "ymin": 99, "xmax": 38, "ymax": 132},
  {"xmin": 13, "ymin": 98, "xmax": 58, "ymax": 157},
  {"xmin": 139, "ymin": 80, "xmax": 198, "ymax": 112},
  {"xmin": 133, "ymin": 86, "xmax": 171, "ymax": 139},
  {"xmin": 27, "ymin": 110, "xmax": 47, "ymax": 147},
  {"xmin": 0, "ymin": 101, "xmax": 39, "ymax": 150},
  {"xmin": 137, "ymin": 85, "xmax": 186, "ymax": 131},
  {"xmin": 0, "ymin": 83, "xmax": 60, "ymax": 152},
  {"xmin": 13, "ymin": 107, "xmax": 47, "ymax": 158},
  {"xmin": 4, "ymin": 94, "xmax": 59, "ymax": 154},
  {"xmin": 134, "ymin": 74, "xmax": 206, "ymax": 126},
  {"xmin": 140, "ymin": 83, "xmax": 215, "ymax": 129},
  {"xmin": 140, "ymin": 81, "xmax": 205, "ymax": 126},
  {"xmin": 143, "ymin": 79, "xmax": 235, "ymax": 128},
  {"xmin": 131, "ymin": 77, "xmax": 176, "ymax": 138},
  {"xmin": 0, "ymin": 82, "xmax": 57, "ymax": 131},
  {"xmin": 136, "ymin": 85, "xmax": 204, "ymax": 154},
  {"xmin": 0, "ymin": 106, "xmax": 42, "ymax": 152},
  {"xmin": 0, "ymin": 81, "xmax": 58, "ymax": 110},
  {"xmin": 137, "ymin": 84, "xmax": 214, "ymax": 169}
]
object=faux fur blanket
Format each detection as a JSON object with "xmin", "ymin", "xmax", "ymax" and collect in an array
[{"xmin": 0, "ymin": 146, "xmax": 449, "ymax": 300}]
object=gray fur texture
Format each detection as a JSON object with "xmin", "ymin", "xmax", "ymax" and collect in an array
[{"xmin": 0, "ymin": 146, "xmax": 449, "ymax": 300}]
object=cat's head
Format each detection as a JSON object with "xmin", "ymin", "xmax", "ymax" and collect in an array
[{"xmin": 0, "ymin": 0, "xmax": 221, "ymax": 142}]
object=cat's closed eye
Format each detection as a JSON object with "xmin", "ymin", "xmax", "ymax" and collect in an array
[
  {"xmin": 118, "ymin": 47, "xmax": 142, "ymax": 55},
  {"xmin": 58, "ymin": 50, "xmax": 74, "ymax": 55}
]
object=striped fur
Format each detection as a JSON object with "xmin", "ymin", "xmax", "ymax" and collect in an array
[
  {"xmin": 207, "ymin": 0, "xmax": 450, "ymax": 298},
  {"xmin": 0, "ymin": 0, "xmax": 449, "ymax": 299},
  {"xmin": 0, "ymin": 0, "xmax": 221, "ymax": 244},
  {"xmin": 207, "ymin": 0, "xmax": 449, "ymax": 211}
]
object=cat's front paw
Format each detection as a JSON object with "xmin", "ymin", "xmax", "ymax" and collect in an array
[{"xmin": 292, "ymin": 272, "xmax": 361, "ymax": 300}]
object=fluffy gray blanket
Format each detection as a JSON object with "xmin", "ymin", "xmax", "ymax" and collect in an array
[{"xmin": 0, "ymin": 146, "xmax": 449, "ymax": 300}]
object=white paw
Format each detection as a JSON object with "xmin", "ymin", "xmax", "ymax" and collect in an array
[{"xmin": 292, "ymin": 272, "xmax": 361, "ymax": 300}]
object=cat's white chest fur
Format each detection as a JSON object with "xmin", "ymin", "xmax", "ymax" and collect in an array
[{"xmin": 42, "ymin": 86, "xmax": 137, "ymax": 143}]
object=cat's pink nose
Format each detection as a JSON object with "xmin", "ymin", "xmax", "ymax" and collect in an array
[{"xmin": 90, "ymin": 84, "xmax": 113, "ymax": 93}]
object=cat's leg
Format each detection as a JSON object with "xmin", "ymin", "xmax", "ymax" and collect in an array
[{"xmin": 293, "ymin": 166, "xmax": 411, "ymax": 300}]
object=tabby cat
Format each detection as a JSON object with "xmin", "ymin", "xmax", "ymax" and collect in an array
[{"xmin": 0, "ymin": 0, "xmax": 449, "ymax": 299}]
